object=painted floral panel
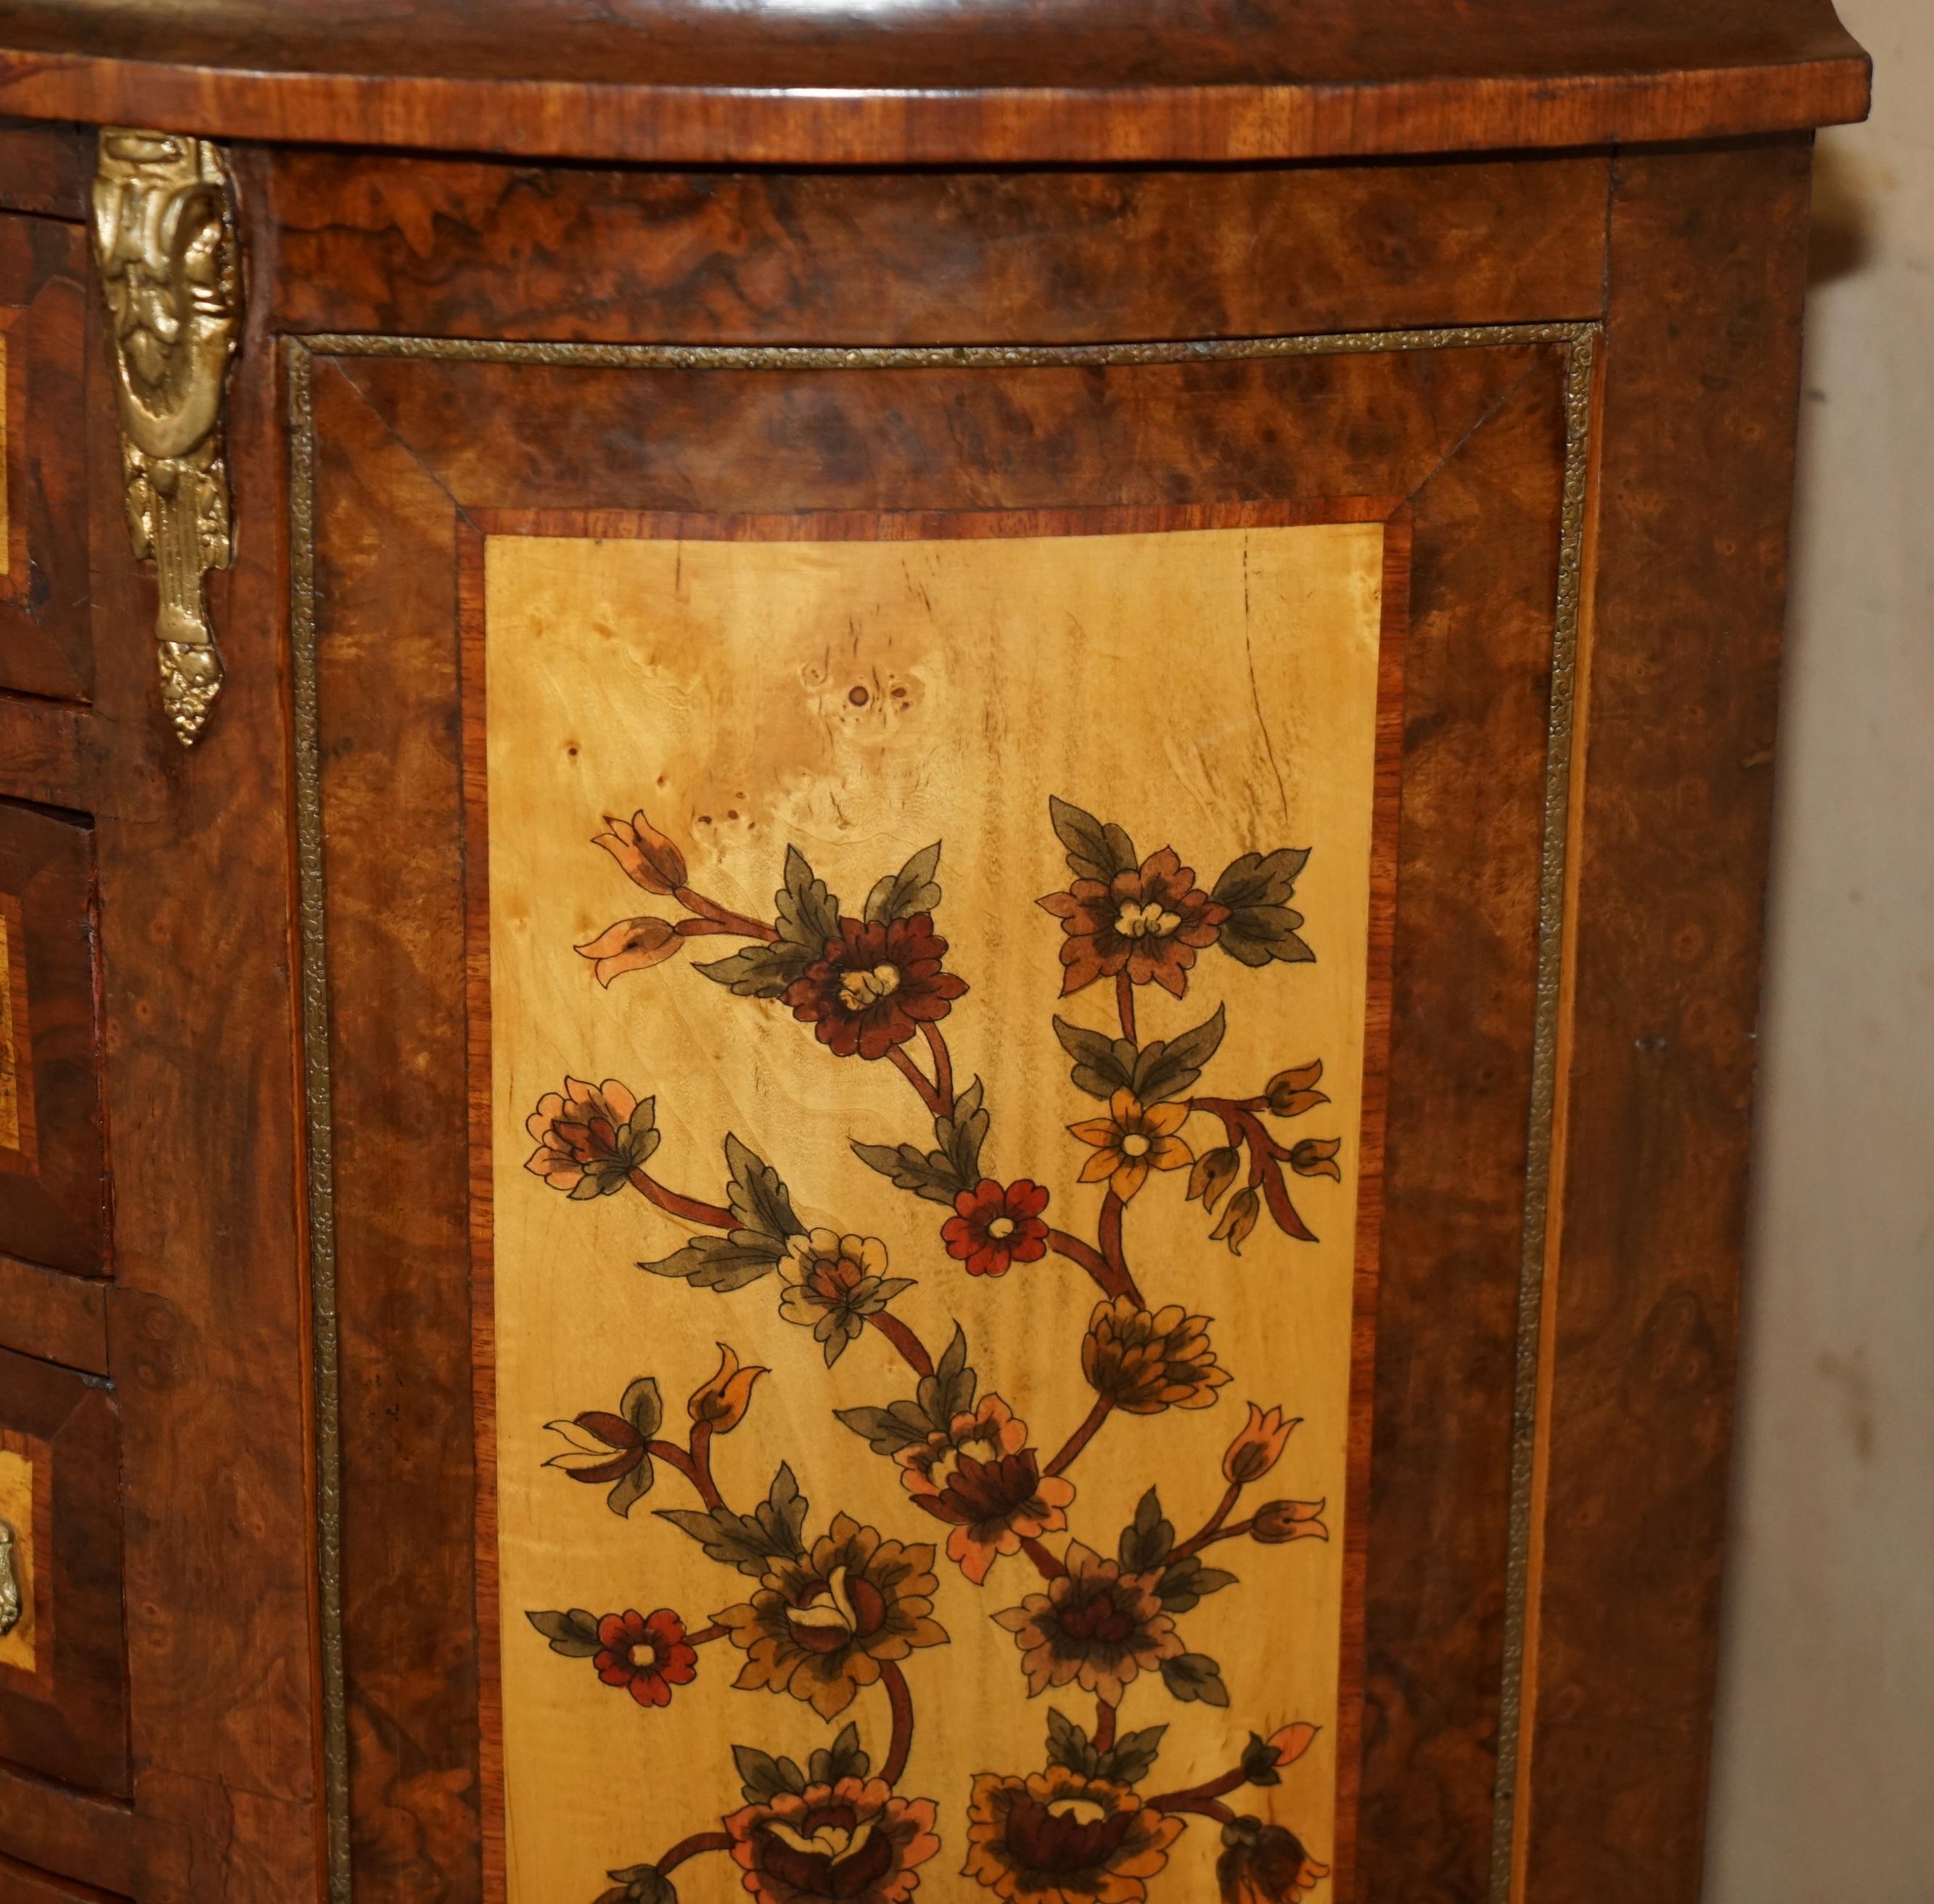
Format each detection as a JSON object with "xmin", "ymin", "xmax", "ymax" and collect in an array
[{"xmin": 481, "ymin": 514, "xmax": 1391, "ymax": 1904}]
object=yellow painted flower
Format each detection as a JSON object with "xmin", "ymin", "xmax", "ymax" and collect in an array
[{"xmin": 1068, "ymin": 1091, "xmax": 1192, "ymax": 1201}]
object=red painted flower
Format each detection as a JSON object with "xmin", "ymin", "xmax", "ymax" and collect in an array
[
  {"xmin": 782, "ymin": 915, "xmax": 967, "ymax": 1060},
  {"xmin": 593, "ymin": 1608, "xmax": 698, "ymax": 1708},
  {"xmin": 943, "ymin": 1179, "xmax": 1052, "ymax": 1278},
  {"xmin": 725, "ymin": 1775, "xmax": 941, "ymax": 1904},
  {"xmin": 1038, "ymin": 847, "xmax": 1229, "ymax": 999}
]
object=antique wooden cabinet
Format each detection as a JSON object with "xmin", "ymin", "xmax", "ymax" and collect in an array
[{"xmin": 0, "ymin": 6, "xmax": 1872, "ymax": 1903}]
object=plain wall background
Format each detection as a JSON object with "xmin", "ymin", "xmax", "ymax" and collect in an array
[{"xmin": 1704, "ymin": 1, "xmax": 1934, "ymax": 1896}]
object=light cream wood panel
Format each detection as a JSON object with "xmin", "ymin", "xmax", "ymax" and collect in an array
[{"xmin": 476, "ymin": 509, "xmax": 1397, "ymax": 1904}]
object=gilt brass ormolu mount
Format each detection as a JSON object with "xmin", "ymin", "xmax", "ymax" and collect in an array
[
  {"xmin": 0, "ymin": 1517, "xmax": 20, "ymax": 1639},
  {"xmin": 92, "ymin": 129, "xmax": 241, "ymax": 746}
]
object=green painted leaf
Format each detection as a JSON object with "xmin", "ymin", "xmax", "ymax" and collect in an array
[
  {"xmin": 834, "ymin": 1401, "xmax": 935, "ymax": 1456},
  {"xmin": 1120, "ymin": 1487, "xmax": 1175, "ymax": 1572},
  {"xmin": 724, "ymin": 1133, "xmax": 803, "ymax": 1243},
  {"xmin": 864, "ymin": 841, "xmax": 943, "ymax": 924},
  {"xmin": 692, "ymin": 939, "xmax": 812, "ymax": 998},
  {"xmin": 655, "ymin": 1504, "xmax": 787, "ymax": 1577},
  {"xmin": 917, "ymin": 1324, "xmax": 978, "ymax": 1429},
  {"xmin": 734, "ymin": 1744, "xmax": 809, "ymax": 1802},
  {"xmin": 1155, "ymin": 1554, "xmax": 1239, "ymax": 1612},
  {"xmin": 1160, "ymin": 1651, "xmax": 1230, "ymax": 1707},
  {"xmin": 776, "ymin": 845, "xmax": 841, "ymax": 952},
  {"xmin": 1131, "ymin": 1004, "xmax": 1227, "ymax": 1105},
  {"xmin": 811, "ymin": 1720, "xmax": 872, "ymax": 1786},
  {"xmin": 605, "ymin": 1458, "xmax": 654, "ymax": 1519},
  {"xmin": 755, "ymin": 1463, "xmax": 810, "ymax": 1558},
  {"xmin": 935, "ymin": 1078, "xmax": 990, "ymax": 1186},
  {"xmin": 850, "ymin": 1139, "xmax": 960, "ymax": 1206},
  {"xmin": 526, "ymin": 1608, "xmax": 602, "ymax": 1658},
  {"xmin": 620, "ymin": 1376, "xmax": 663, "ymax": 1440},
  {"xmin": 1044, "ymin": 1706, "xmax": 1099, "ymax": 1776},
  {"xmin": 1213, "ymin": 848, "xmax": 1316, "ymax": 967},
  {"xmin": 1053, "ymin": 1017, "xmax": 1138, "ymax": 1098},
  {"xmin": 1099, "ymin": 1723, "xmax": 1168, "ymax": 1786},
  {"xmin": 638, "ymin": 1234, "xmax": 782, "ymax": 1292},
  {"xmin": 1049, "ymin": 795, "xmax": 1139, "ymax": 885}
]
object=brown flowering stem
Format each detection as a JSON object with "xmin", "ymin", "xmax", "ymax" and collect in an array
[
  {"xmin": 673, "ymin": 884, "xmax": 779, "ymax": 943},
  {"xmin": 1094, "ymin": 1696, "xmax": 1118, "ymax": 1754},
  {"xmin": 1020, "ymin": 1536, "xmax": 1067, "ymax": 1580},
  {"xmin": 684, "ymin": 1622, "xmax": 729, "ymax": 1647},
  {"xmin": 880, "ymin": 1660, "xmax": 916, "ymax": 1787},
  {"xmin": 626, "ymin": 1168, "xmax": 734, "ymax": 1231},
  {"xmin": 921, "ymin": 1020, "xmax": 956, "ymax": 1116},
  {"xmin": 1115, "ymin": 972, "xmax": 1139, "ymax": 1047},
  {"xmin": 689, "ymin": 1420, "xmax": 722, "ymax": 1509},
  {"xmin": 657, "ymin": 1831, "xmax": 734, "ymax": 1876},
  {"xmin": 1144, "ymin": 1763, "xmax": 1253, "ymax": 1809},
  {"xmin": 1097, "ymin": 1194, "xmax": 1147, "ymax": 1308},
  {"xmin": 1257, "ymin": 1159, "xmax": 1318, "ymax": 1243},
  {"xmin": 866, "ymin": 1310, "xmax": 935, "ymax": 1377},
  {"xmin": 647, "ymin": 1439, "xmax": 725, "ymax": 1511},
  {"xmin": 888, "ymin": 1042, "xmax": 948, "ymax": 1118},
  {"xmin": 1168, "ymin": 1480, "xmax": 1244, "ymax": 1562},
  {"xmin": 1046, "ymin": 1226, "xmax": 1118, "ymax": 1297},
  {"xmin": 1046, "ymin": 1395, "xmax": 1113, "ymax": 1477}
]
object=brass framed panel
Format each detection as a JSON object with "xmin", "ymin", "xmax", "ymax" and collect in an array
[{"xmin": 287, "ymin": 321, "xmax": 1597, "ymax": 1904}]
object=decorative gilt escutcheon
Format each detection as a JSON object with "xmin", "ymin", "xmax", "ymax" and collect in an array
[{"xmin": 92, "ymin": 129, "xmax": 242, "ymax": 747}]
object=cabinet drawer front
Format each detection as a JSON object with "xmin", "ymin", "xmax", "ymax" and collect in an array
[
  {"xmin": 0, "ymin": 210, "xmax": 89, "ymax": 703},
  {"xmin": 0, "ymin": 1347, "xmax": 126, "ymax": 1795},
  {"xmin": 298, "ymin": 321, "xmax": 1583, "ymax": 1904},
  {"xmin": 0, "ymin": 805, "xmax": 106, "ymax": 1279}
]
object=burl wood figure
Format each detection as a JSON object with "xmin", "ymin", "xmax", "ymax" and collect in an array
[{"xmin": 0, "ymin": 6, "xmax": 1870, "ymax": 1904}]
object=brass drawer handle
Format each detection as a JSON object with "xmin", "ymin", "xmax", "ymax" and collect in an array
[{"xmin": 0, "ymin": 1517, "xmax": 19, "ymax": 1638}]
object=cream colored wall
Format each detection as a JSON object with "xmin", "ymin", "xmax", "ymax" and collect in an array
[{"xmin": 1705, "ymin": 6, "xmax": 1934, "ymax": 1897}]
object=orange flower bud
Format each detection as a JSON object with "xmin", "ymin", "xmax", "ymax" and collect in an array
[
  {"xmin": 1265, "ymin": 1060, "xmax": 1329, "ymax": 1119},
  {"xmin": 1265, "ymin": 1721, "xmax": 1322, "ymax": 1766},
  {"xmin": 1288, "ymin": 1137, "xmax": 1342, "ymax": 1181},
  {"xmin": 575, "ymin": 916, "xmax": 682, "ymax": 987},
  {"xmin": 687, "ymin": 1342, "xmax": 766, "ymax": 1435},
  {"xmin": 1223, "ymin": 1402, "xmax": 1299, "ymax": 1483},
  {"xmin": 593, "ymin": 811, "xmax": 687, "ymax": 896},
  {"xmin": 1253, "ymin": 1498, "xmax": 1329, "ymax": 1543},
  {"xmin": 1210, "ymin": 1184, "xmax": 1261, "ymax": 1254},
  {"xmin": 1188, "ymin": 1146, "xmax": 1242, "ymax": 1210}
]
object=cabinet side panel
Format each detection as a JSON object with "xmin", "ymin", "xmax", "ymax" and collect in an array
[{"xmin": 1521, "ymin": 137, "xmax": 1814, "ymax": 1903}]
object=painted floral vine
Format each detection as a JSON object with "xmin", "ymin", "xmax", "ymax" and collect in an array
[{"xmin": 524, "ymin": 797, "xmax": 1344, "ymax": 1904}]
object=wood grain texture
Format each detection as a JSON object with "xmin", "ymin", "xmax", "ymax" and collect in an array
[
  {"xmin": 309, "ymin": 356, "xmax": 485, "ymax": 1904},
  {"xmin": 0, "ymin": 210, "xmax": 90, "ymax": 702},
  {"xmin": 0, "ymin": 118, "xmax": 86, "ymax": 221},
  {"xmin": 83, "ymin": 199, "xmax": 320, "ymax": 1900},
  {"xmin": 0, "ymin": 1852, "xmax": 128, "ymax": 1904},
  {"xmin": 0, "ymin": 0, "xmax": 1868, "ymax": 164},
  {"xmin": 0, "ymin": 1253, "xmax": 108, "ymax": 1373},
  {"xmin": 0, "ymin": 800, "xmax": 105, "ymax": 1278},
  {"xmin": 0, "ymin": 1347, "xmax": 125, "ymax": 1794},
  {"xmin": 0, "ymin": 1765, "xmax": 135, "ymax": 1897},
  {"xmin": 306, "ymin": 311, "xmax": 1572, "ymax": 1898},
  {"xmin": 1517, "ymin": 139, "xmax": 1816, "ymax": 1904},
  {"xmin": 265, "ymin": 152, "xmax": 1611, "ymax": 345},
  {"xmin": 1359, "ymin": 359, "xmax": 1569, "ymax": 1904}
]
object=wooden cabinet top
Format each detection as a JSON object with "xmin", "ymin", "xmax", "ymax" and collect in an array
[{"xmin": 0, "ymin": 0, "xmax": 1869, "ymax": 165}]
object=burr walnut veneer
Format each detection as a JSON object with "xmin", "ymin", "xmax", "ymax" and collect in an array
[{"xmin": 0, "ymin": 5, "xmax": 1870, "ymax": 1903}]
